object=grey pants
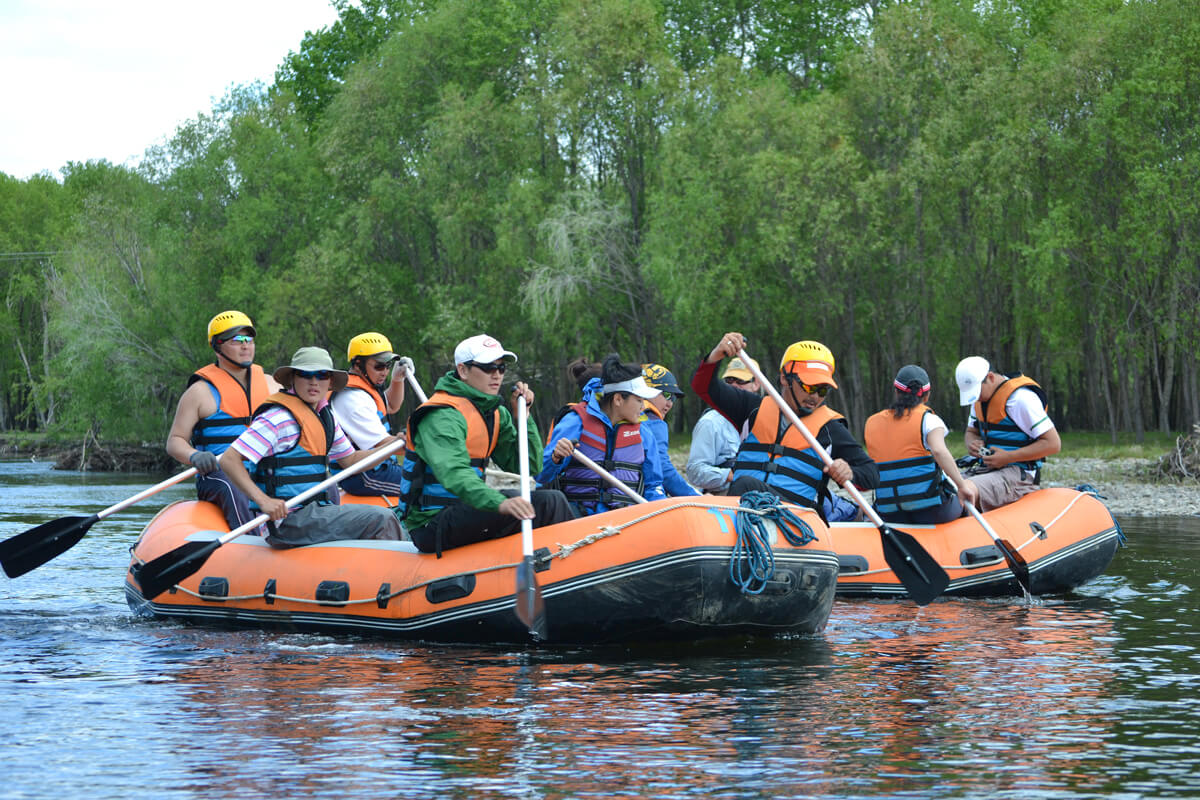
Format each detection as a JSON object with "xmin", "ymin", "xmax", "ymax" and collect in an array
[
  {"xmin": 266, "ymin": 502, "xmax": 404, "ymax": 548},
  {"xmin": 971, "ymin": 464, "xmax": 1039, "ymax": 511}
]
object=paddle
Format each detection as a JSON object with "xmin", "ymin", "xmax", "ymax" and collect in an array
[
  {"xmin": 567, "ymin": 448, "xmax": 649, "ymax": 504},
  {"xmin": 738, "ymin": 347, "xmax": 950, "ymax": 605},
  {"xmin": 964, "ymin": 501, "xmax": 1034, "ymax": 598},
  {"xmin": 133, "ymin": 438, "xmax": 407, "ymax": 600},
  {"xmin": 0, "ymin": 466, "xmax": 199, "ymax": 579},
  {"xmin": 514, "ymin": 395, "xmax": 547, "ymax": 639},
  {"xmin": 404, "ymin": 366, "xmax": 428, "ymax": 404}
]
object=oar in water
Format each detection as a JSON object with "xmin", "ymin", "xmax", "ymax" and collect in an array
[
  {"xmin": 739, "ymin": 347, "xmax": 950, "ymax": 605},
  {"xmin": 514, "ymin": 395, "xmax": 547, "ymax": 639},
  {"xmin": 567, "ymin": 449, "xmax": 649, "ymax": 504},
  {"xmin": 0, "ymin": 466, "xmax": 199, "ymax": 579},
  {"xmin": 964, "ymin": 501, "xmax": 1034, "ymax": 598},
  {"xmin": 133, "ymin": 439, "xmax": 407, "ymax": 600}
]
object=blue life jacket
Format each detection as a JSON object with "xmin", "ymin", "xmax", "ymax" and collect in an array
[
  {"xmin": 864, "ymin": 405, "xmax": 943, "ymax": 513},
  {"xmin": 188, "ymin": 363, "xmax": 269, "ymax": 455},
  {"xmin": 731, "ymin": 400, "xmax": 842, "ymax": 508},
  {"xmin": 249, "ymin": 393, "xmax": 334, "ymax": 509},
  {"xmin": 559, "ymin": 400, "xmax": 646, "ymax": 514},
  {"xmin": 396, "ymin": 391, "xmax": 499, "ymax": 520}
]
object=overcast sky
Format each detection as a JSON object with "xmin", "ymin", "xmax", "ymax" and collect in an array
[{"xmin": 0, "ymin": 0, "xmax": 341, "ymax": 181}]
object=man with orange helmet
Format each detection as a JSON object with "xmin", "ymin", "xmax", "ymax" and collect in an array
[
  {"xmin": 690, "ymin": 332, "xmax": 878, "ymax": 521},
  {"xmin": 329, "ymin": 332, "xmax": 412, "ymax": 497},
  {"xmin": 166, "ymin": 311, "xmax": 282, "ymax": 530}
]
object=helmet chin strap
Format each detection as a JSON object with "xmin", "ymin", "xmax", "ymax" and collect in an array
[
  {"xmin": 213, "ymin": 343, "xmax": 252, "ymax": 370},
  {"xmin": 783, "ymin": 374, "xmax": 813, "ymax": 416}
]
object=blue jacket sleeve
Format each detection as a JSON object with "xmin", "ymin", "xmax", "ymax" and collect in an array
[
  {"xmin": 644, "ymin": 416, "xmax": 699, "ymax": 497},
  {"xmin": 537, "ymin": 410, "xmax": 583, "ymax": 486},
  {"xmin": 639, "ymin": 423, "xmax": 667, "ymax": 502}
]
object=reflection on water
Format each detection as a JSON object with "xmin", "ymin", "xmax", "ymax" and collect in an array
[{"xmin": 1, "ymin": 460, "xmax": 1199, "ymax": 798}]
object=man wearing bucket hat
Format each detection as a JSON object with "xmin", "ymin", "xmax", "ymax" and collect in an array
[
  {"xmin": 954, "ymin": 356, "xmax": 1060, "ymax": 511},
  {"xmin": 690, "ymin": 332, "xmax": 878, "ymax": 521},
  {"xmin": 218, "ymin": 346, "xmax": 404, "ymax": 546},
  {"xmin": 640, "ymin": 364, "xmax": 700, "ymax": 497},
  {"xmin": 864, "ymin": 364, "xmax": 979, "ymax": 524},
  {"xmin": 687, "ymin": 356, "xmax": 761, "ymax": 493},
  {"xmin": 166, "ymin": 311, "xmax": 282, "ymax": 531},
  {"xmin": 397, "ymin": 334, "xmax": 573, "ymax": 555},
  {"xmin": 329, "ymin": 332, "xmax": 413, "ymax": 498}
]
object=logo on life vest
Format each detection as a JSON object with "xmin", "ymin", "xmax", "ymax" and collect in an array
[{"xmin": 622, "ymin": 430, "xmax": 639, "ymax": 438}]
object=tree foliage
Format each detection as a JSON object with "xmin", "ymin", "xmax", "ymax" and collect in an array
[{"xmin": 2, "ymin": 0, "xmax": 1198, "ymax": 444}]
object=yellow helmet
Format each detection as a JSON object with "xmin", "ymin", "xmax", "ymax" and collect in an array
[
  {"xmin": 347, "ymin": 332, "xmax": 397, "ymax": 363},
  {"xmin": 207, "ymin": 310, "xmax": 255, "ymax": 344},
  {"xmin": 779, "ymin": 340, "xmax": 838, "ymax": 388}
]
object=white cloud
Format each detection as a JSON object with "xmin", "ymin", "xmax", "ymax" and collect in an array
[{"xmin": 0, "ymin": 0, "xmax": 342, "ymax": 180}]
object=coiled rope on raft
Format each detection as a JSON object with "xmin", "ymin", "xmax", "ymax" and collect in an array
[{"xmin": 729, "ymin": 491, "xmax": 816, "ymax": 594}]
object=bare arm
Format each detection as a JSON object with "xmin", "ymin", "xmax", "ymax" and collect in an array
[
  {"xmin": 928, "ymin": 426, "xmax": 978, "ymax": 506},
  {"xmin": 165, "ymin": 382, "xmax": 217, "ymax": 467}
]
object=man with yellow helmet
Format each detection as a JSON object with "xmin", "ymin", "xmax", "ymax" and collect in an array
[
  {"xmin": 166, "ymin": 311, "xmax": 282, "ymax": 530},
  {"xmin": 329, "ymin": 332, "xmax": 413, "ymax": 497},
  {"xmin": 690, "ymin": 331, "xmax": 878, "ymax": 521}
]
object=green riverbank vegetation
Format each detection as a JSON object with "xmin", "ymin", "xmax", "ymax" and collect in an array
[{"xmin": 2, "ymin": 0, "xmax": 1198, "ymax": 453}]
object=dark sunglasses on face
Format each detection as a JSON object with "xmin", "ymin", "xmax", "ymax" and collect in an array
[
  {"xmin": 468, "ymin": 361, "xmax": 507, "ymax": 374},
  {"xmin": 367, "ymin": 359, "xmax": 392, "ymax": 371},
  {"xmin": 295, "ymin": 370, "xmax": 331, "ymax": 381},
  {"xmin": 223, "ymin": 334, "xmax": 254, "ymax": 344},
  {"xmin": 724, "ymin": 377, "xmax": 752, "ymax": 386},
  {"xmin": 785, "ymin": 374, "xmax": 830, "ymax": 397}
]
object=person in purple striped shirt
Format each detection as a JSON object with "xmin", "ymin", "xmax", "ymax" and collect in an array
[{"xmin": 219, "ymin": 347, "xmax": 403, "ymax": 547}]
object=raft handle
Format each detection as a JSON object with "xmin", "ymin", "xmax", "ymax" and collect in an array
[
  {"xmin": 837, "ymin": 554, "xmax": 870, "ymax": 574},
  {"xmin": 426, "ymin": 574, "xmax": 477, "ymax": 604},
  {"xmin": 376, "ymin": 582, "xmax": 391, "ymax": 609},
  {"xmin": 960, "ymin": 545, "xmax": 1001, "ymax": 567},
  {"xmin": 198, "ymin": 576, "xmax": 229, "ymax": 601},
  {"xmin": 534, "ymin": 547, "xmax": 552, "ymax": 573},
  {"xmin": 316, "ymin": 580, "xmax": 351, "ymax": 605},
  {"xmin": 1030, "ymin": 522, "xmax": 1048, "ymax": 540},
  {"xmin": 264, "ymin": 578, "xmax": 276, "ymax": 605}
]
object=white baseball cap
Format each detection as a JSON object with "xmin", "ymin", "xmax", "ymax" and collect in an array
[
  {"xmin": 454, "ymin": 334, "xmax": 517, "ymax": 366},
  {"xmin": 955, "ymin": 356, "xmax": 991, "ymax": 406},
  {"xmin": 602, "ymin": 376, "xmax": 661, "ymax": 399}
]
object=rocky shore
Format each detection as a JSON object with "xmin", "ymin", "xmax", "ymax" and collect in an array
[{"xmin": 1039, "ymin": 457, "xmax": 1200, "ymax": 518}]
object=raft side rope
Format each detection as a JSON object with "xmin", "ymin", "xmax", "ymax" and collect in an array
[
  {"xmin": 729, "ymin": 491, "xmax": 817, "ymax": 595},
  {"xmin": 129, "ymin": 498, "xmax": 824, "ymax": 605}
]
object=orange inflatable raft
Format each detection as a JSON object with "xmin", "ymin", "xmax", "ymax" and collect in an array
[
  {"xmin": 125, "ymin": 496, "xmax": 840, "ymax": 644},
  {"xmin": 832, "ymin": 488, "xmax": 1122, "ymax": 598}
]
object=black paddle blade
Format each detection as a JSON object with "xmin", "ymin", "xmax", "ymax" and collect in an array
[
  {"xmin": 515, "ymin": 556, "xmax": 547, "ymax": 641},
  {"xmin": 0, "ymin": 514, "xmax": 99, "ymax": 578},
  {"xmin": 879, "ymin": 525, "xmax": 950, "ymax": 605},
  {"xmin": 995, "ymin": 537, "xmax": 1034, "ymax": 596},
  {"xmin": 133, "ymin": 539, "xmax": 221, "ymax": 600}
]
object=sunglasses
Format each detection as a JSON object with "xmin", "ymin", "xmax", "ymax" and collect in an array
[
  {"xmin": 223, "ymin": 334, "xmax": 254, "ymax": 344},
  {"xmin": 724, "ymin": 377, "xmax": 752, "ymax": 386},
  {"xmin": 467, "ymin": 361, "xmax": 507, "ymax": 374},
  {"xmin": 785, "ymin": 374, "xmax": 830, "ymax": 397},
  {"xmin": 294, "ymin": 370, "xmax": 331, "ymax": 381},
  {"xmin": 367, "ymin": 359, "xmax": 392, "ymax": 371}
]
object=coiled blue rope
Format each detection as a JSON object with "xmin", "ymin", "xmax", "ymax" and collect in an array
[{"xmin": 729, "ymin": 491, "xmax": 818, "ymax": 594}]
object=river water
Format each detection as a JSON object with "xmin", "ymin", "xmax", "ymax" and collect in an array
[{"xmin": 1, "ymin": 459, "xmax": 1197, "ymax": 799}]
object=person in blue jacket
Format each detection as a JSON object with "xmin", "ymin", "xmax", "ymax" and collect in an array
[
  {"xmin": 641, "ymin": 363, "xmax": 700, "ymax": 497},
  {"xmin": 538, "ymin": 355, "xmax": 667, "ymax": 514}
]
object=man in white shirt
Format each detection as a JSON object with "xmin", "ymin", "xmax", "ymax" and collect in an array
[
  {"xmin": 955, "ymin": 356, "xmax": 1061, "ymax": 511},
  {"xmin": 329, "ymin": 332, "xmax": 412, "ymax": 497}
]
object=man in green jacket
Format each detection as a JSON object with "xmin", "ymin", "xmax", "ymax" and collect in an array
[{"xmin": 397, "ymin": 334, "xmax": 574, "ymax": 555}]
